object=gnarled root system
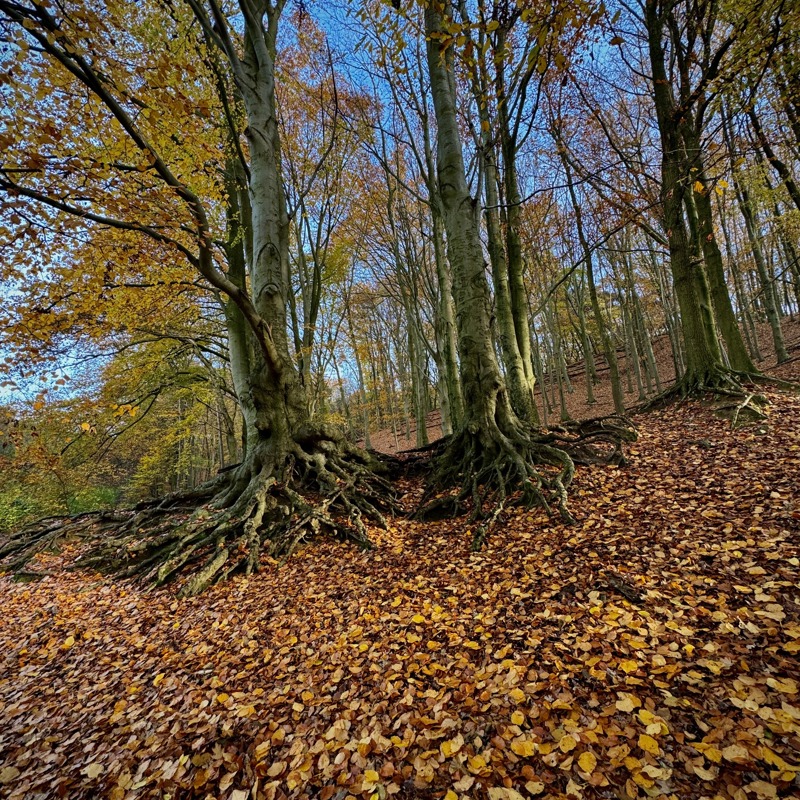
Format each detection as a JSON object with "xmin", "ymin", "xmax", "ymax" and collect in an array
[
  {"xmin": 416, "ymin": 413, "xmax": 637, "ymax": 549},
  {"xmin": 2, "ymin": 431, "xmax": 397, "ymax": 596}
]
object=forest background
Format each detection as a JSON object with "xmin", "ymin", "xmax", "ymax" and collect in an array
[{"xmin": 2, "ymin": 1, "xmax": 800, "ymax": 799}]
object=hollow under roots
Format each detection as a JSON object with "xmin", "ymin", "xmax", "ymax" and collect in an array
[
  {"xmin": 415, "ymin": 413, "xmax": 637, "ymax": 549},
  {"xmin": 1, "ymin": 435, "xmax": 397, "ymax": 596}
]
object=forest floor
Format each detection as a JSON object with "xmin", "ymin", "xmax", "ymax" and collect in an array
[{"xmin": 1, "ymin": 325, "xmax": 800, "ymax": 800}]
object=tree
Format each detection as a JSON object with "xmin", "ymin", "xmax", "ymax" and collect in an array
[
  {"xmin": 640, "ymin": 0, "xmax": 784, "ymax": 389},
  {"xmin": 1, "ymin": 0, "xmax": 393, "ymax": 594},
  {"xmin": 419, "ymin": 0, "xmax": 633, "ymax": 541}
]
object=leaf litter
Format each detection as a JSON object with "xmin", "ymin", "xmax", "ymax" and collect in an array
[{"xmin": 1, "ymin": 389, "xmax": 799, "ymax": 800}]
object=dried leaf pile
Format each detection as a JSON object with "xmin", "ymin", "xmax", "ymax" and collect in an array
[{"xmin": 1, "ymin": 391, "xmax": 799, "ymax": 800}]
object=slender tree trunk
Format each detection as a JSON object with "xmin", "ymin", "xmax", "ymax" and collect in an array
[
  {"xmin": 425, "ymin": 3, "xmax": 512, "ymax": 431},
  {"xmin": 562, "ymin": 157, "xmax": 625, "ymax": 412},
  {"xmin": 718, "ymin": 195, "xmax": 763, "ymax": 361},
  {"xmin": 732, "ymin": 176, "xmax": 788, "ymax": 362}
]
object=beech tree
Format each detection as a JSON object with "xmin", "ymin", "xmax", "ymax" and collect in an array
[
  {"xmin": 641, "ymin": 0, "xmax": 789, "ymax": 390},
  {"xmin": 1, "ymin": 0, "xmax": 398, "ymax": 593},
  {"xmin": 417, "ymin": 0, "xmax": 633, "ymax": 541}
]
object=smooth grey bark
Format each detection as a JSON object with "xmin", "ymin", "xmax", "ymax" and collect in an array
[
  {"xmin": 482, "ymin": 144, "xmax": 538, "ymax": 422},
  {"xmin": 465, "ymin": 24, "xmax": 538, "ymax": 424},
  {"xmin": 424, "ymin": 2, "xmax": 512, "ymax": 431},
  {"xmin": 381, "ymin": 47, "xmax": 464, "ymax": 434},
  {"xmin": 223, "ymin": 167, "xmax": 257, "ymax": 451},
  {"xmin": 494, "ymin": 25, "xmax": 541, "ymax": 426},
  {"xmin": 429, "ymin": 204, "xmax": 463, "ymax": 435}
]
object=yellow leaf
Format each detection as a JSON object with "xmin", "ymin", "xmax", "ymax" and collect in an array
[
  {"xmin": 153, "ymin": 673, "xmax": 165, "ymax": 687},
  {"xmin": 559, "ymin": 735, "xmax": 577, "ymax": 752},
  {"xmin": 509, "ymin": 688, "xmax": 526, "ymax": 703},
  {"xmin": 761, "ymin": 746, "xmax": 799, "ymax": 771},
  {"xmin": 411, "ymin": 614, "xmax": 425, "ymax": 623},
  {"xmin": 391, "ymin": 597, "xmax": 402, "ymax": 607},
  {"xmin": 216, "ymin": 692, "xmax": 230, "ymax": 703},
  {"xmin": 616, "ymin": 693, "xmax": 641, "ymax": 712},
  {"xmin": 619, "ymin": 659, "xmax": 638, "ymax": 673},
  {"xmin": 80, "ymin": 422, "xmax": 91, "ymax": 431},
  {"xmin": 441, "ymin": 734, "xmax": 464, "ymax": 757},
  {"xmin": 445, "ymin": 792, "xmax": 458, "ymax": 800},
  {"xmin": 511, "ymin": 710, "xmax": 525, "ymax": 725},
  {"xmin": 767, "ymin": 677, "xmax": 797, "ymax": 694},
  {"xmin": 633, "ymin": 771, "xmax": 654, "ymax": 788},
  {"xmin": 364, "ymin": 769, "xmax": 380, "ymax": 783},
  {"xmin": 468, "ymin": 754, "xmax": 487, "ymax": 773},
  {"xmin": 702, "ymin": 745, "xmax": 722, "ymax": 763},
  {"xmin": 62, "ymin": 635, "xmax": 75, "ymax": 649},
  {"xmin": 510, "ymin": 739, "xmax": 536, "ymax": 757},
  {"xmin": 578, "ymin": 751, "xmax": 597, "ymax": 774},
  {"xmin": 638, "ymin": 734, "xmax": 660, "ymax": 755},
  {"xmin": 693, "ymin": 180, "xmax": 705, "ymax": 194},
  {"xmin": 464, "ymin": 640, "xmax": 480, "ymax": 650}
]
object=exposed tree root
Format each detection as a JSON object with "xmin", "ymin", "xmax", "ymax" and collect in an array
[
  {"xmin": 416, "ymin": 414, "xmax": 636, "ymax": 549},
  {"xmin": 2, "ymin": 432, "xmax": 398, "ymax": 596},
  {"xmin": 0, "ymin": 509, "xmax": 131, "ymax": 576},
  {"xmin": 634, "ymin": 368, "xmax": 799, "ymax": 415}
]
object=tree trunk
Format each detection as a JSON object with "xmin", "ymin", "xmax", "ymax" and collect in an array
[
  {"xmin": 645, "ymin": 0, "xmax": 728, "ymax": 388},
  {"xmin": 691, "ymin": 156, "xmax": 756, "ymax": 372}
]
